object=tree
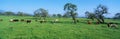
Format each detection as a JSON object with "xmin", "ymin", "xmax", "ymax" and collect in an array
[
  {"xmin": 0, "ymin": 10, "xmax": 4, "ymax": 15},
  {"xmin": 17, "ymin": 12, "xmax": 31, "ymax": 16},
  {"xmin": 85, "ymin": 11, "xmax": 96, "ymax": 20},
  {"xmin": 34, "ymin": 8, "xmax": 48, "ymax": 19},
  {"xmin": 63, "ymin": 12, "xmax": 71, "ymax": 18},
  {"xmin": 52, "ymin": 14, "xmax": 57, "ymax": 17},
  {"xmin": 64, "ymin": 3, "xmax": 78, "ymax": 24},
  {"xmin": 0, "ymin": 12, "xmax": 4, "ymax": 15},
  {"xmin": 4, "ymin": 11, "xmax": 15, "ymax": 16},
  {"xmin": 94, "ymin": 4, "xmax": 108, "ymax": 23},
  {"xmin": 40, "ymin": 8, "xmax": 48, "ymax": 20},
  {"xmin": 34, "ymin": 9, "xmax": 41, "ymax": 17},
  {"xmin": 17, "ymin": 12, "xmax": 24, "ymax": 16},
  {"xmin": 57, "ymin": 14, "xmax": 62, "ymax": 18},
  {"xmin": 113, "ymin": 13, "xmax": 120, "ymax": 19}
]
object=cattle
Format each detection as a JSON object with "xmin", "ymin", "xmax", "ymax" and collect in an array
[
  {"xmin": 35, "ymin": 20, "xmax": 38, "ymax": 22},
  {"xmin": 20, "ymin": 19, "xmax": 25, "ymax": 22},
  {"xmin": 39, "ymin": 20, "xmax": 46, "ymax": 23},
  {"xmin": 39, "ymin": 20, "xmax": 43, "ymax": 23},
  {"xmin": 107, "ymin": 22, "xmax": 118, "ymax": 28},
  {"xmin": 76, "ymin": 20, "xmax": 79, "ymax": 22},
  {"xmin": 10, "ymin": 19, "xmax": 19, "ymax": 22},
  {"xmin": 51, "ymin": 19, "xmax": 59, "ymax": 24},
  {"xmin": 96, "ymin": 21, "xmax": 100, "ymax": 24},
  {"xmin": 0, "ymin": 19, "xmax": 3, "ymax": 21},
  {"xmin": 26, "ymin": 20, "xmax": 31, "ymax": 23},
  {"xmin": 87, "ymin": 20, "xmax": 91, "ymax": 24},
  {"xmin": 55, "ymin": 19, "xmax": 59, "ymax": 22}
]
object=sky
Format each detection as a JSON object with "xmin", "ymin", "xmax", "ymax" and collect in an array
[{"xmin": 0, "ymin": 0, "xmax": 120, "ymax": 18}]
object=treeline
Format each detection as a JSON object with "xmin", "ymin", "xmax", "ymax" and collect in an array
[
  {"xmin": 0, "ymin": 11, "xmax": 32, "ymax": 16},
  {"xmin": 0, "ymin": 10, "xmax": 69, "ymax": 18}
]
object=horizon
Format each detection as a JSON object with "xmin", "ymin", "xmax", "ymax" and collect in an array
[{"xmin": 0, "ymin": 0, "xmax": 120, "ymax": 18}]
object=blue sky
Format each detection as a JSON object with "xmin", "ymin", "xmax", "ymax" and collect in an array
[{"xmin": 0, "ymin": 0, "xmax": 120, "ymax": 17}]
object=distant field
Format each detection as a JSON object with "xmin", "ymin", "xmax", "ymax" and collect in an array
[{"xmin": 0, "ymin": 16, "xmax": 120, "ymax": 39}]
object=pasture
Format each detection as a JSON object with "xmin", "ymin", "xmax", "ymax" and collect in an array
[{"xmin": 0, "ymin": 16, "xmax": 120, "ymax": 39}]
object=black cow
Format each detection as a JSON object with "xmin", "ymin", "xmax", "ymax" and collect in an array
[
  {"xmin": 0, "ymin": 19, "xmax": 3, "ymax": 21},
  {"xmin": 21, "ymin": 19, "xmax": 25, "ymax": 22},
  {"xmin": 10, "ymin": 19, "xmax": 19, "ymax": 22},
  {"xmin": 26, "ymin": 20, "xmax": 31, "ymax": 23},
  {"xmin": 107, "ymin": 22, "xmax": 118, "ymax": 28},
  {"xmin": 39, "ymin": 20, "xmax": 46, "ymax": 23}
]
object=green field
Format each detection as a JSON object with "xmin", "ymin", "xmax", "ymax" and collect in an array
[{"xmin": 0, "ymin": 16, "xmax": 120, "ymax": 39}]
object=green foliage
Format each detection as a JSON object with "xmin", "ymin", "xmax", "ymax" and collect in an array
[
  {"xmin": 57, "ymin": 14, "xmax": 62, "ymax": 18},
  {"xmin": 85, "ymin": 11, "xmax": 96, "ymax": 20},
  {"xmin": 4, "ymin": 11, "xmax": 15, "ymax": 16},
  {"xmin": 16, "ymin": 12, "xmax": 31, "ymax": 16},
  {"xmin": 63, "ymin": 12, "xmax": 71, "ymax": 18},
  {"xmin": 34, "ymin": 8, "xmax": 48, "ymax": 20},
  {"xmin": 94, "ymin": 4, "xmax": 108, "ymax": 23},
  {"xmin": 52, "ymin": 14, "xmax": 57, "ymax": 17},
  {"xmin": 64, "ymin": 3, "xmax": 78, "ymax": 24},
  {"xmin": 113, "ymin": 13, "xmax": 120, "ymax": 19}
]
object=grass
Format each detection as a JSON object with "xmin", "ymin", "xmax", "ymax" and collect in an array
[{"xmin": 0, "ymin": 16, "xmax": 120, "ymax": 39}]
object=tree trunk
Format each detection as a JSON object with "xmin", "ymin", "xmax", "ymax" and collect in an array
[
  {"xmin": 101, "ymin": 18, "xmax": 104, "ymax": 23},
  {"xmin": 72, "ymin": 15, "xmax": 77, "ymax": 24},
  {"xmin": 97, "ymin": 18, "xmax": 102, "ymax": 23},
  {"xmin": 70, "ymin": 11, "xmax": 77, "ymax": 24},
  {"xmin": 100, "ymin": 15, "xmax": 104, "ymax": 23}
]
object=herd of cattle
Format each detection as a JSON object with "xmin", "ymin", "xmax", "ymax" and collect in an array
[
  {"xmin": 87, "ymin": 20, "xmax": 119, "ymax": 28},
  {"xmin": 0, "ymin": 19, "xmax": 59, "ymax": 24},
  {"xmin": 0, "ymin": 18, "xmax": 119, "ymax": 28}
]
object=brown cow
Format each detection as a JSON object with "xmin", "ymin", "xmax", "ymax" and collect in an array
[
  {"xmin": 87, "ymin": 20, "xmax": 91, "ymax": 24},
  {"xmin": 0, "ymin": 19, "xmax": 3, "ymax": 21},
  {"xmin": 96, "ymin": 20, "xmax": 100, "ymax": 24},
  {"xmin": 21, "ymin": 19, "xmax": 25, "ymax": 22}
]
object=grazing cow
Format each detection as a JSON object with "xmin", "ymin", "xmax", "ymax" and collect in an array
[
  {"xmin": 51, "ymin": 20, "xmax": 54, "ymax": 23},
  {"xmin": 0, "ymin": 19, "xmax": 3, "ymax": 21},
  {"xmin": 96, "ymin": 21, "xmax": 100, "ymax": 24},
  {"xmin": 55, "ymin": 19, "xmax": 58, "ymax": 22},
  {"xmin": 51, "ymin": 19, "xmax": 59, "ymax": 24},
  {"xmin": 76, "ymin": 20, "xmax": 79, "ymax": 22},
  {"xmin": 39, "ymin": 20, "xmax": 43, "ymax": 23},
  {"xmin": 87, "ymin": 20, "xmax": 91, "ymax": 24},
  {"xmin": 10, "ymin": 19, "xmax": 19, "ymax": 22},
  {"xmin": 39, "ymin": 20, "xmax": 46, "ymax": 23},
  {"xmin": 26, "ymin": 20, "xmax": 31, "ymax": 23},
  {"xmin": 35, "ymin": 20, "xmax": 38, "ymax": 22},
  {"xmin": 107, "ymin": 22, "xmax": 118, "ymax": 28},
  {"xmin": 21, "ymin": 19, "xmax": 25, "ymax": 22},
  {"xmin": 13, "ymin": 19, "xmax": 19, "ymax": 22},
  {"xmin": 10, "ymin": 19, "xmax": 13, "ymax": 22}
]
